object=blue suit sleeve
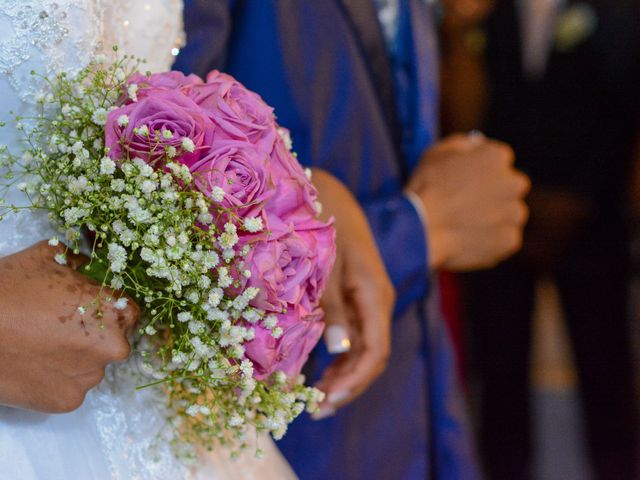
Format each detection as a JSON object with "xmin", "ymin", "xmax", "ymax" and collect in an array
[{"xmin": 361, "ymin": 194, "xmax": 430, "ymax": 316}]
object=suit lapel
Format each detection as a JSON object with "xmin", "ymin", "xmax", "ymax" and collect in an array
[{"xmin": 337, "ymin": 0, "xmax": 401, "ymax": 141}]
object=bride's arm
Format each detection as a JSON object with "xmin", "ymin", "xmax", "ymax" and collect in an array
[
  {"xmin": 0, "ymin": 241, "xmax": 138, "ymax": 413},
  {"xmin": 310, "ymin": 169, "xmax": 395, "ymax": 417}
]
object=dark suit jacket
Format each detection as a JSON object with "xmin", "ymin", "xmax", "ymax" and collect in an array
[{"xmin": 485, "ymin": 0, "xmax": 640, "ymax": 210}]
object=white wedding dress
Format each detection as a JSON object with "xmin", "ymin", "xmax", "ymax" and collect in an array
[{"xmin": 0, "ymin": 1, "xmax": 296, "ymax": 478}]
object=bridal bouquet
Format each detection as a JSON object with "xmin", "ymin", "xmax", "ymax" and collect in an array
[{"xmin": 0, "ymin": 49, "xmax": 335, "ymax": 456}]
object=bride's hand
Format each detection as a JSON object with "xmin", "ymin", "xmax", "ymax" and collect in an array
[
  {"xmin": 0, "ymin": 241, "xmax": 139, "ymax": 413},
  {"xmin": 310, "ymin": 169, "xmax": 395, "ymax": 418}
]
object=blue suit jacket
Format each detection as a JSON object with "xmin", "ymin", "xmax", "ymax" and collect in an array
[{"xmin": 175, "ymin": 2, "xmax": 480, "ymax": 479}]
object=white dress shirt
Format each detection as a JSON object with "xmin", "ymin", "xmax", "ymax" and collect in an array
[{"xmin": 519, "ymin": 0, "xmax": 566, "ymax": 79}]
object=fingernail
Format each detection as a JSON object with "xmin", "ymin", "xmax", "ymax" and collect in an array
[
  {"xmin": 325, "ymin": 325, "xmax": 351, "ymax": 354},
  {"xmin": 468, "ymin": 129, "xmax": 485, "ymax": 144},
  {"xmin": 312, "ymin": 406, "xmax": 336, "ymax": 421},
  {"xmin": 327, "ymin": 390, "xmax": 351, "ymax": 405}
]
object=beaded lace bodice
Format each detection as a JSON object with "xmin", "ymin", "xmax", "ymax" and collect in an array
[{"xmin": 0, "ymin": 0, "xmax": 184, "ymax": 256}]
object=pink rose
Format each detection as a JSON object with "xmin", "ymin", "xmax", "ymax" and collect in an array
[
  {"xmin": 185, "ymin": 70, "xmax": 277, "ymax": 153},
  {"xmin": 105, "ymin": 89, "xmax": 213, "ymax": 164},
  {"xmin": 264, "ymin": 134, "xmax": 319, "ymax": 224},
  {"xmin": 127, "ymin": 71, "xmax": 203, "ymax": 101},
  {"xmin": 243, "ymin": 218, "xmax": 336, "ymax": 313},
  {"xmin": 244, "ymin": 308, "xmax": 325, "ymax": 380},
  {"xmin": 187, "ymin": 140, "xmax": 274, "ymax": 218}
]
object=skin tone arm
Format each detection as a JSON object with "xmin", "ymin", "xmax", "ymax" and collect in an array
[{"xmin": 310, "ymin": 169, "xmax": 395, "ymax": 417}]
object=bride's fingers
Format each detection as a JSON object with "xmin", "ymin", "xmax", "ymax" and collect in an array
[
  {"xmin": 321, "ymin": 263, "xmax": 352, "ymax": 355},
  {"xmin": 313, "ymin": 348, "xmax": 381, "ymax": 419},
  {"xmin": 313, "ymin": 280, "xmax": 393, "ymax": 418}
]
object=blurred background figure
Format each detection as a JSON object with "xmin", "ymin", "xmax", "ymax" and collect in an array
[{"xmin": 440, "ymin": 0, "xmax": 640, "ymax": 479}]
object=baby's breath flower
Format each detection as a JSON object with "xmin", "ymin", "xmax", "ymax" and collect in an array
[
  {"xmin": 217, "ymin": 266, "xmax": 233, "ymax": 288},
  {"xmin": 202, "ymin": 251, "xmax": 219, "ymax": 269},
  {"xmin": 207, "ymin": 287, "xmax": 223, "ymax": 307},
  {"xmin": 228, "ymin": 414, "xmax": 244, "ymax": 427},
  {"xmin": 210, "ymin": 186, "xmax": 225, "ymax": 202},
  {"xmin": 219, "ymin": 224, "xmax": 239, "ymax": 249},
  {"xmin": 243, "ymin": 217, "xmax": 263, "ymax": 233},
  {"xmin": 92, "ymin": 108, "xmax": 108, "ymax": 126},
  {"xmin": 186, "ymin": 290, "xmax": 199, "ymax": 303},
  {"xmin": 48, "ymin": 236, "xmax": 60, "ymax": 247},
  {"xmin": 186, "ymin": 405, "xmax": 200, "ymax": 417},
  {"xmin": 140, "ymin": 179, "xmax": 157, "ymax": 194},
  {"xmin": 115, "ymin": 68, "xmax": 126, "ymax": 82},
  {"xmin": 128, "ymin": 83, "xmax": 139, "ymax": 101},
  {"xmin": 145, "ymin": 325, "xmax": 157, "ymax": 335},
  {"xmin": 110, "ymin": 276, "xmax": 124, "ymax": 290},
  {"xmin": 54, "ymin": 253, "xmax": 67, "ymax": 265},
  {"xmin": 243, "ymin": 309, "xmax": 260, "ymax": 324},
  {"xmin": 107, "ymin": 243, "xmax": 127, "ymax": 273},
  {"xmin": 63, "ymin": 207, "xmax": 89, "ymax": 224},
  {"xmin": 114, "ymin": 297, "xmax": 129, "ymax": 310},
  {"xmin": 240, "ymin": 359, "xmax": 254, "ymax": 378},
  {"xmin": 263, "ymin": 315, "xmax": 278, "ymax": 329},
  {"xmin": 181, "ymin": 137, "xmax": 195, "ymax": 152},
  {"xmin": 198, "ymin": 212, "xmax": 213, "ymax": 225},
  {"xmin": 117, "ymin": 114, "xmax": 129, "ymax": 127},
  {"xmin": 100, "ymin": 157, "xmax": 116, "ymax": 175},
  {"xmin": 110, "ymin": 178, "xmax": 125, "ymax": 192},
  {"xmin": 188, "ymin": 320, "xmax": 205, "ymax": 335},
  {"xmin": 68, "ymin": 176, "xmax": 88, "ymax": 194}
]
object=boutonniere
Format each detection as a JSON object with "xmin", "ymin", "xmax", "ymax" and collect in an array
[{"xmin": 554, "ymin": 3, "xmax": 598, "ymax": 52}]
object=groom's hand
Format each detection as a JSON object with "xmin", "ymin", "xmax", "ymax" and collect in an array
[
  {"xmin": 311, "ymin": 170, "xmax": 394, "ymax": 418},
  {"xmin": 407, "ymin": 133, "xmax": 530, "ymax": 271},
  {"xmin": 0, "ymin": 241, "xmax": 139, "ymax": 413}
]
